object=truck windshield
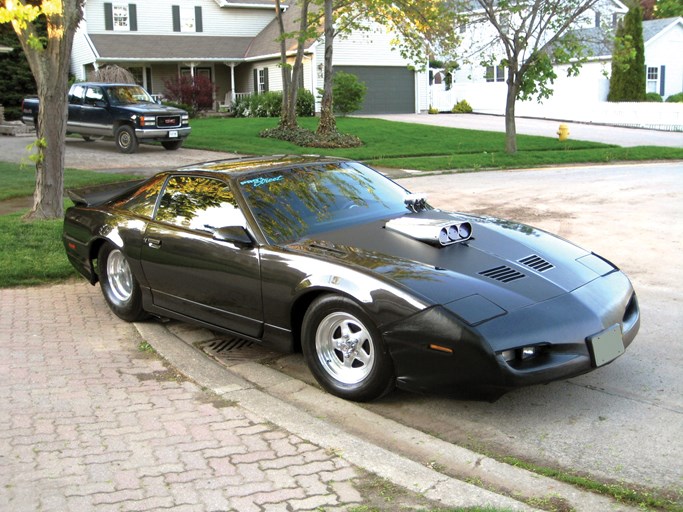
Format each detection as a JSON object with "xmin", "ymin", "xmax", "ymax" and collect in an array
[{"xmin": 107, "ymin": 86, "xmax": 155, "ymax": 105}]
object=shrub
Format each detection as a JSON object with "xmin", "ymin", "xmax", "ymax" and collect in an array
[
  {"xmin": 452, "ymin": 99, "xmax": 473, "ymax": 113},
  {"xmin": 332, "ymin": 71, "xmax": 367, "ymax": 116},
  {"xmin": 163, "ymin": 74, "xmax": 216, "ymax": 113},
  {"xmin": 428, "ymin": 106, "xmax": 439, "ymax": 114},
  {"xmin": 645, "ymin": 92, "xmax": 663, "ymax": 102},
  {"xmin": 666, "ymin": 92, "xmax": 683, "ymax": 103},
  {"xmin": 162, "ymin": 100, "xmax": 196, "ymax": 118},
  {"xmin": 296, "ymin": 89, "xmax": 315, "ymax": 117}
]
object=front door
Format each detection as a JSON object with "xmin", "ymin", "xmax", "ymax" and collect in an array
[{"xmin": 140, "ymin": 175, "xmax": 263, "ymax": 337}]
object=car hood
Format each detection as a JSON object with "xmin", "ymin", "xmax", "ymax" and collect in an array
[
  {"xmin": 287, "ymin": 210, "xmax": 616, "ymax": 317},
  {"xmin": 122, "ymin": 104, "xmax": 186, "ymax": 115}
]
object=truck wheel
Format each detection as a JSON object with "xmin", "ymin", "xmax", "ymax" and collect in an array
[
  {"xmin": 82, "ymin": 135, "xmax": 94, "ymax": 142},
  {"xmin": 161, "ymin": 140, "xmax": 183, "ymax": 151},
  {"xmin": 115, "ymin": 125, "xmax": 138, "ymax": 154}
]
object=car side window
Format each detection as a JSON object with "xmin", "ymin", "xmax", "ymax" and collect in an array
[
  {"xmin": 69, "ymin": 85, "xmax": 86, "ymax": 105},
  {"xmin": 110, "ymin": 175, "xmax": 165, "ymax": 218},
  {"xmin": 156, "ymin": 175, "xmax": 245, "ymax": 233},
  {"xmin": 84, "ymin": 87, "xmax": 105, "ymax": 106}
]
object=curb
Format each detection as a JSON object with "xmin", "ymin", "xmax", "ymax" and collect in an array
[{"xmin": 135, "ymin": 320, "xmax": 643, "ymax": 512}]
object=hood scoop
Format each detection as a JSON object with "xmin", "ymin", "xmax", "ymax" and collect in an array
[
  {"xmin": 479, "ymin": 265, "xmax": 526, "ymax": 283},
  {"xmin": 385, "ymin": 216, "xmax": 473, "ymax": 247},
  {"xmin": 518, "ymin": 254, "xmax": 554, "ymax": 273}
]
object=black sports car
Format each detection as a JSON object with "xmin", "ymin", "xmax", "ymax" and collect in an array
[{"xmin": 63, "ymin": 156, "xmax": 640, "ymax": 401}]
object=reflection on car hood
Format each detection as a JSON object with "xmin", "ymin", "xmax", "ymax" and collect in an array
[
  {"xmin": 123, "ymin": 104, "xmax": 186, "ymax": 115},
  {"xmin": 288, "ymin": 210, "xmax": 610, "ymax": 312}
]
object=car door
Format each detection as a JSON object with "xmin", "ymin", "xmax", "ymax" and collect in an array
[
  {"xmin": 67, "ymin": 84, "xmax": 86, "ymax": 130},
  {"xmin": 139, "ymin": 175, "xmax": 263, "ymax": 337},
  {"xmin": 81, "ymin": 86, "xmax": 113, "ymax": 136}
]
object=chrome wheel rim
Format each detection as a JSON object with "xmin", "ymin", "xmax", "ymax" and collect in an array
[
  {"xmin": 118, "ymin": 131, "xmax": 131, "ymax": 148},
  {"xmin": 315, "ymin": 311, "xmax": 375, "ymax": 385},
  {"xmin": 106, "ymin": 249, "xmax": 133, "ymax": 305}
]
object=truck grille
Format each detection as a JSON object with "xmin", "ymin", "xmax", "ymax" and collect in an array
[{"xmin": 157, "ymin": 115, "xmax": 181, "ymax": 128}]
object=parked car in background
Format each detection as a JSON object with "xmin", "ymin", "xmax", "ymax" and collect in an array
[
  {"xmin": 22, "ymin": 82, "xmax": 190, "ymax": 153},
  {"xmin": 62, "ymin": 156, "xmax": 640, "ymax": 402}
]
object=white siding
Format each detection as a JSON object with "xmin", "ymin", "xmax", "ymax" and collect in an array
[
  {"xmin": 332, "ymin": 25, "xmax": 412, "ymax": 67},
  {"xmin": 645, "ymin": 23, "xmax": 683, "ymax": 99},
  {"xmin": 70, "ymin": 24, "xmax": 97, "ymax": 80},
  {"xmin": 84, "ymin": 0, "xmax": 274, "ymax": 37}
]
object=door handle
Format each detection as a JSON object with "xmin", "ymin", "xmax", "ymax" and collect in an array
[{"xmin": 144, "ymin": 237, "xmax": 161, "ymax": 249}]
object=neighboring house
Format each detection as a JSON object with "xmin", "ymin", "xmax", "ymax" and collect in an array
[
  {"xmin": 430, "ymin": 0, "xmax": 682, "ymax": 124},
  {"xmin": 71, "ymin": 0, "xmax": 429, "ymax": 114}
]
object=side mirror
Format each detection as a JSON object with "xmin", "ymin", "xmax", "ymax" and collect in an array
[{"xmin": 212, "ymin": 226, "xmax": 255, "ymax": 248}]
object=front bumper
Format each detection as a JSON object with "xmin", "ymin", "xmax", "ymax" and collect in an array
[
  {"xmin": 382, "ymin": 270, "xmax": 639, "ymax": 396},
  {"xmin": 135, "ymin": 127, "xmax": 191, "ymax": 140}
]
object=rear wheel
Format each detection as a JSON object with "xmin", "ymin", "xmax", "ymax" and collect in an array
[
  {"xmin": 115, "ymin": 125, "xmax": 138, "ymax": 154},
  {"xmin": 161, "ymin": 140, "xmax": 183, "ymax": 151},
  {"xmin": 302, "ymin": 295, "xmax": 395, "ymax": 402},
  {"xmin": 97, "ymin": 243, "xmax": 148, "ymax": 322}
]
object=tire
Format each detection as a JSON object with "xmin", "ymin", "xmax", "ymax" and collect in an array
[
  {"xmin": 97, "ymin": 243, "xmax": 148, "ymax": 322},
  {"xmin": 82, "ymin": 135, "xmax": 94, "ymax": 142},
  {"xmin": 301, "ymin": 295, "xmax": 395, "ymax": 402},
  {"xmin": 115, "ymin": 125, "xmax": 139, "ymax": 154},
  {"xmin": 161, "ymin": 140, "xmax": 183, "ymax": 151}
]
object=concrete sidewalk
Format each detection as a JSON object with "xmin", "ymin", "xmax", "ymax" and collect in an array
[
  {"xmin": 0, "ymin": 281, "xmax": 534, "ymax": 512},
  {"xmin": 365, "ymin": 113, "xmax": 683, "ymax": 148}
]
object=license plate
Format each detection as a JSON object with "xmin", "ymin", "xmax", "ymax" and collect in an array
[
  {"xmin": 169, "ymin": 130, "xmax": 178, "ymax": 138},
  {"xmin": 587, "ymin": 324, "xmax": 624, "ymax": 367}
]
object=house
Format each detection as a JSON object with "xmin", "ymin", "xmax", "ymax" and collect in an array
[
  {"xmin": 70, "ymin": 0, "xmax": 429, "ymax": 114},
  {"xmin": 429, "ymin": 0, "xmax": 682, "ymax": 127}
]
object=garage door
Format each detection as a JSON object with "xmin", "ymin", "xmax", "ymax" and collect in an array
[{"xmin": 335, "ymin": 66, "xmax": 415, "ymax": 114}]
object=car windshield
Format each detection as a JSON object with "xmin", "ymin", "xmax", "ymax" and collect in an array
[
  {"xmin": 106, "ymin": 85, "xmax": 155, "ymax": 105},
  {"xmin": 239, "ymin": 161, "xmax": 411, "ymax": 244}
]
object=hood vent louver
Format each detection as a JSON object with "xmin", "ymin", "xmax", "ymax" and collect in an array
[
  {"xmin": 519, "ymin": 254, "xmax": 554, "ymax": 273},
  {"xmin": 479, "ymin": 265, "xmax": 526, "ymax": 283}
]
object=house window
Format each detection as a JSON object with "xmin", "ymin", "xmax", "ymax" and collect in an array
[
  {"xmin": 104, "ymin": 3, "xmax": 137, "ymax": 31},
  {"xmin": 646, "ymin": 66, "xmax": 659, "ymax": 94},
  {"xmin": 172, "ymin": 6, "xmax": 203, "ymax": 33},
  {"xmin": 485, "ymin": 65, "xmax": 505, "ymax": 82},
  {"xmin": 253, "ymin": 68, "xmax": 269, "ymax": 93}
]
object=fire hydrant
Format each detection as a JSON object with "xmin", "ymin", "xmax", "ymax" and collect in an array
[{"xmin": 557, "ymin": 123, "xmax": 570, "ymax": 141}]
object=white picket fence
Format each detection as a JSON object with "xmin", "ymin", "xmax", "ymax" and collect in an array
[{"xmin": 430, "ymin": 85, "xmax": 683, "ymax": 132}]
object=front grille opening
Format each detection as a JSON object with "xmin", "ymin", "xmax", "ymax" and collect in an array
[
  {"xmin": 519, "ymin": 254, "xmax": 554, "ymax": 272},
  {"xmin": 157, "ymin": 115, "xmax": 181, "ymax": 128},
  {"xmin": 479, "ymin": 265, "xmax": 526, "ymax": 283},
  {"xmin": 623, "ymin": 293, "xmax": 639, "ymax": 330}
]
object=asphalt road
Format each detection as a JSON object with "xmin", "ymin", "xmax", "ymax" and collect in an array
[{"xmin": 2, "ymin": 124, "xmax": 681, "ymax": 498}]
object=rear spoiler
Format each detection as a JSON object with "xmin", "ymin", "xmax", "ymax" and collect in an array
[{"xmin": 67, "ymin": 178, "xmax": 146, "ymax": 207}]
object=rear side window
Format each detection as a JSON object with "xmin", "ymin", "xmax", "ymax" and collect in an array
[
  {"xmin": 110, "ymin": 175, "xmax": 164, "ymax": 218},
  {"xmin": 155, "ymin": 175, "xmax": 245, "ymax": 233}
]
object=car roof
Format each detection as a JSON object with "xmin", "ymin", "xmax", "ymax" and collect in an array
[{"xmin": 172, "ymin": 155, "xmax": 352, "ymax": 177}]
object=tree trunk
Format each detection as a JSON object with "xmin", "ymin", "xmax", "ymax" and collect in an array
[
  {"xmin": 274, "ymin": 0, "xmax": 293, "ymax": 129},
  {"xmin": 12, "ymin": 0, "xmax": 84, "ymax": 220},
  {"xmin": 504, "ymin": 71, "xmax": 518, "ymax": 154},
  {"xmin": 286, "ymin": 0, "xmax": 310, "ymax": 127},
  {"xmin": 316, "ymin": 0, "xmax": 336, "ymax": 138}
]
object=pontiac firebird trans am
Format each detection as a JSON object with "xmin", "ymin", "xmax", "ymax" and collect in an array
[{"xmin": 63, "ymin": 156, "xmax": 640, "ymax": 401}]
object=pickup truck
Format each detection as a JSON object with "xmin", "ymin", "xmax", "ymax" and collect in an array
[{"xmin": 22, "ymin": 82, "xmax": 191, "ymax": 154}]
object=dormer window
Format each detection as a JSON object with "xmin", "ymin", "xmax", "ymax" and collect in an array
[
  {"xmin": 113, "ymin": 4, "xmax": 129, "ymax": 31},
  {"xmin": 104, "ymin": 3, "xmax": 138, "ymax": 32}
]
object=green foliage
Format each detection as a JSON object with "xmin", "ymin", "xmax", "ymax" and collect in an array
[
  {"xmin": 428, "ymin": 106, "xmax": 439, "ymax": 114},
  {"xmin": 608, "ymin": 3, "xmax": 646, "ymax": 102},
  {"xmin": 518, "ymin": 52, "xmax": 557, "ymax": 102},
  {"xmin": 162, "ymin": 100, "xmax": 195, "ymax": 118},
  {"xmin": 645, "ymin": 92, "xmax": 663, "ymax": 102},
  {"xmin": 452, "ymin": 100, "xmax": 473, "ymax": 113},
  {"xmin": 332, "ymin": 71, "xmax": 367, "ymax": 116},
  {"xmin": 665, "ymin": 92, "xmax": 683, "ymax": 103},
  {"xmin": 0, "ymin": 24, "xmax": 37, "ymax": 120},
  {"xmin": 654, "ymin": 0, "xmax": 683, "ymax": 18},
  {"xmin": 296, "ymin": 89, "xmax": 315, "ymax": 117}
]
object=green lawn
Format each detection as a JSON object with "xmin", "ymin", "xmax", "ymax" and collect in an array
[
  {"xmin": 0, "ymin": 162, "xmax": 140, "ymax": 287},
  {"xmin": 0, "ymin": 160, "xmax": 140, "ymax": 201},
  {"xmin": 185, "ymin": 117, "xmax": 683, "ymax": 170}
]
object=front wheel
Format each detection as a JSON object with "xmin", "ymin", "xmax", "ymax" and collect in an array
[
  {"xmin": 115, "ymin": 125, "xmax": 139, "ymax": 154},
  {"xmin": 302, "ymin": 295, "xmax": 395, "ymax": 402},
  {"xmin": 161, "ymin": 140, "xmax": 183, "ymax": 151},
  {"xmin": 97, "ymin": 243, "xmax": 148, "ymax": 322}
]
